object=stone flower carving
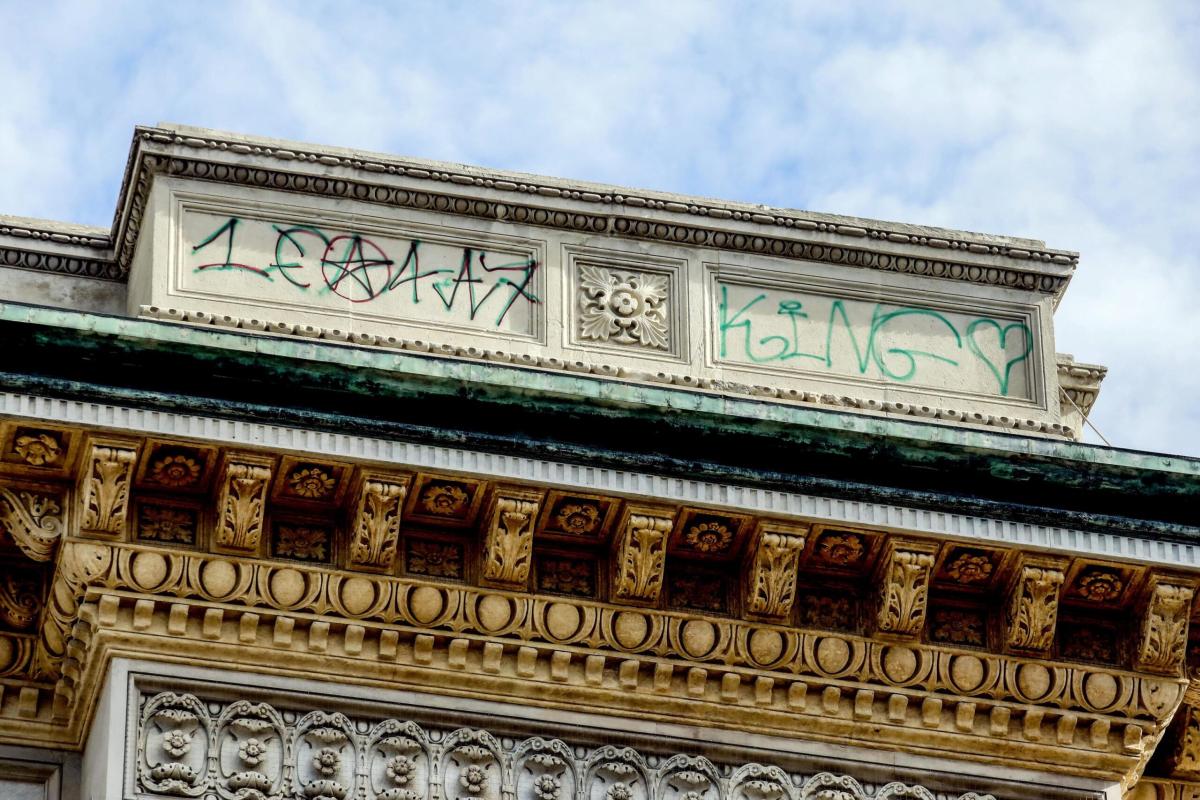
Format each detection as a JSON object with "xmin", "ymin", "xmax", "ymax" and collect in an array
[
  {"xmin": 684, "ymin": 521, "xmax": 733, "ymax": 554},
  {"xmin": 162, "ymin": 729, "xmax": 193, "ymax": 758},
  {"xmin": 312, "ymin": 746, "xmax": 342, "ymax": 776},
  {"xmin": 538, "ymin": 558, "xmax": 594, "ymax": 595},
  {"xmin": 578, "ymin": 265, "xmax": 669, "ymax": 351},
  {"xmin": 238, "ymin": 737, "xmax": 269, "ymax": 766},
  {"xmin": 386, "ymin": 755, "xmax": 416, "ymax": 784},
  {"xmin": 421, "ymin": 483, "xmax": 469, "ymax": 516},
  {"xmin": 534, "ymin": 775, "xmax": 561, "ymax": 800},
  {"xmin": 289, "ymin": 466, "xmax": 335, "ymax": 499},
  {"xmin": 150, "ymin": 454, "xmax": 201, "ymax": 488},
  {"xmin": 815, "ymin": 533, "xmax": 865, "ymax": 567},
  {"xmin": 460, "ymin": 764, "xmax": 488, "ymax": 795},
  {"xmin": 555, "ymin": 502, "xmax": 601, "ymax": 535},
  {"xmin": 139, "ymin": 505, "xmax": 196, "ymax": 543},
  {"xmin": 407, "ymin": 540, "xmax": 462, "ymax": 578},
  {"xmin": 13, "ymin": 432, "xmax": 62, "ymax": 466},
  {"xmin": 276, "ymin": 524, "xmax": 329, "ymax": 561},
  {"xmin": 944, "ymin": 552, "xmax": 993, "ymax": 584},
  {"xmin": 607, "ymin": 784, "xmax": 634, "ymax": 800},
  {"xmin": 1076, "ymin": 570, "xmax": 1124, "ymax": 602}
]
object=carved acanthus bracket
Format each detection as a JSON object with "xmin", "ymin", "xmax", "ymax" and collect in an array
[
  {"xmin": 1135, "ymin": 575, "xmax": 1196, "ymax": 676},
  {"xmin": 480, "ymin": 487, "xmax": 543, "ymax": 589},
  {"xmin": 1004, "ymin": 556, "xmax": 1068, "ymax": 653},
  {"xmin": 349, "ymin": 473, "xmax": 410, "ymax": 572},
  {"xmin": 0, "ymin": 483, "xmax": 64, "ymax": 561},
  {"xmin": 213, "ymin": 455, "xmax": 273, "ymax": 554},
  {"xmin": 612, "ymin": 505, "xmax": 674, "ymax": 605},
  {"xmin": 78, "ymin": 440, "xmax": 138, "ymax": 538},
  {"xmin": 742, "ymin": 521, "xmax": 808, "ymax": 621},
  {"xmin": 1167, "ymin": 705, "xmax": 1200, "ymax": 780},
  {"xmin": 874, "ymin": 538, "xmax": 938, "ymax": 638}
]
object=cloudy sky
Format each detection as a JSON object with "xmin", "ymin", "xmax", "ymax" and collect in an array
[{"xmin": 2, "ymin": 1, "xmax": 1197, "ymax": 456}]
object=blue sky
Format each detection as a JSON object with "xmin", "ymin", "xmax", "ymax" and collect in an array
[{"xmin": 2, "ymin": 1, "xmax": 1198, "ymax": 455}]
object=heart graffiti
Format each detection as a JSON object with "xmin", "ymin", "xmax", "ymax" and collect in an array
[{"xmin": 966, "ymin": 318, "xmax": 1033, "ymax": 397}]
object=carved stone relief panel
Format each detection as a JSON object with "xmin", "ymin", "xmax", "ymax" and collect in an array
[
  {"xmin": 612, "ymin": 505, "xmax": 674, "ymax": 606},
  {"xmin": 132, "ymin": 686, "xmax": 1005, "ymax": 800},
  {"xmin": 568, "ymin": 245, "xmax": 685, "ymax": 361}
]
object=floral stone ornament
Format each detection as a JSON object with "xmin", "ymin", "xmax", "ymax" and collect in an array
[
  {"xmin": 12, "ymin": 430, "xmax": 62, "ymax": 466},
  {"xmin": 578, "ymin": 265, "xmax": 670, "ymax": 350}
]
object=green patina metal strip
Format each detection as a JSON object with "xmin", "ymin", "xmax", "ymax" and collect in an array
[{"xmin": 0, "ymin": 301, "xmax": 1197, "ymax": 536}]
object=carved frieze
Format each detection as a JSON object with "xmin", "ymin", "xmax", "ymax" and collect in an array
[
  {"xmin": 78, "ymin": 441, "xmax": 138, "ymax": 538},
  {"xmin": 0, "ymin": 484, "xmax": 63, "ymax": 561},
  {"xmin": 1135, "ymin": 575, "xmax": 1196, "ymax": 675},
  {"xmin": 480, "ymin": 488, "xmax": 543, "ymax": 589},
  {"xmin": 213, "ymin": 455, "xmax": 273, "ymax": 554},
  {"xmin": 350, "ymin": 474, "xmax": 411, "ymax": 572},
  {"xmin": 133, "ymin": 688, "xmax": 1001, "ymax": 800},
  {"xmin": 612, "ymin": 506, "xmax": 674, "ymax": 605},
  {"xmin": 874, "ymin": 539, "xmax": 938, "ymax": 638},
  {"xmin": 1004, "ymin": 557, "xmax": 1067, "ymax": 653},
  {"xmin": 742, "ymin": 522, "xmax": 808, "ymax": 621}
]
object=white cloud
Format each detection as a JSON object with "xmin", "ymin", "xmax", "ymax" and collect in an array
[{"xmin": 1, "ymin": 0, "xmax": 1196, "ymax": 453}]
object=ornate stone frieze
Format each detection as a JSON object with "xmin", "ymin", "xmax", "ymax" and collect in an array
[
  {"xmin": 350, "ymin": 474, "xmax": 411, "ymax": 572},
  {"xmin": 612, "ymin": 506, "xmax": 673, "ymax": 605},
  {"xmin": 874, "ymin": 539, "xmax": 938, "ymax": 638},
  {"xmin": 1135, "ymin": 576, "xmax": 1196, "ymax": 675},
  {"xmin": 133, "ymin": 687, "xmax": 1004, "ymax": 800},
  {"xmin": 743, "ymin": 522, "xmax": 808, "ymax": 621},
  {"xmin": 0, "ymin": 483, "xmax": 63, "ymax": 561},
  {"xmin": 481, "ymin": 488, "xmax": 543, "ymax": 589},
  {"xmin": 78, "ymin": 441, "xmax": 137, "ymax": 538},
  {"xmin": 213, "ymin": 455, "xmax": 273, "ymax": 554},
  {"xmin": 1004, "ymin": 557, "xmax": 1067, "ymax": 653}
]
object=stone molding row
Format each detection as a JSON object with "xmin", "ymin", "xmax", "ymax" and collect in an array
[
  {"xmin": 135, "ymin": 305, "xmax": 1077, "ymax": 439},
  {"xmin": 9, "ymin": 539, "xmax": 1182, "ymax": 781},
  {"xmin": 133, "ymin": 687, "xmax": 1002, "ymax": 800},
  {"xmin": 1, "ymin": 127, "xmax": 1078, "ymax": 295},
  {"xmin": 113, "ymin": 139, "xmax": 1071, "ymax": 294}
]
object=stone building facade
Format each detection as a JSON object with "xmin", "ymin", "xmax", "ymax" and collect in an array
[{"xmin": 0, "ymin": 124, "xmax": 1196, "ymax": 799}]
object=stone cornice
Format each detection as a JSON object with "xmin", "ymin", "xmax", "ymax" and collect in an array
[
  {"xmin": 5, "ymin": 538, "xmax": 1186, "ymax": 786},
  {"xmin": 1, "ymin": 124, "xmax": 1080, "ymax": 299}
]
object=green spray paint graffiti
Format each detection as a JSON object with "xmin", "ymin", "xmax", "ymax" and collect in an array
[
  {"xmin": 717, "ymin": 285, "xmax": 1033, "ymax": 396},
  {"xmin": 190, "ymin": 216, "xmax": 539, "ymax": 328}
]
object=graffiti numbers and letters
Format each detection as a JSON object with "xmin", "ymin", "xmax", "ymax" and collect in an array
[
  {"xmin": 716, "ymin": 282, "xmax": 1035, "ymax": 399},
  {"xmin": 182, "ymin": 211, "xmax": 540, "ymax": 335}
]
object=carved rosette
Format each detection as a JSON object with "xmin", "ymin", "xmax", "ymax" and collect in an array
[
  {"xmin": 875, "ymin": 539, "xmax": 938, "ymax": 638},
  {"xmin": 743, "ymin": 523, "xmax": 808, "ymax": 621},
  {"xmin": 0, "ymin": 484, "xmax": 63, "ymax": 561},
  {"xmin": 612, "ymin": 507, "xmax": 673, "ymax": 605},
  {"xmin": 481, "ymin": 489, "xmax": 543, "ymax": 589},
  {"xmin": 578, "ymin": 265, "xmax": 671, "ymax": 351},
  {"xmin": 1135, "ymin": 576, "xmax": 1196, "ymax": 675},
  {"xmin": 350, "ymin": 475, "xmax": 411, "ymax": 572},
  {"xmin": 78, "ymin": 442, "xmax": 137, "ymax": 537},
  {"xmin": 214, "ymin": 457, "xmax": 273, "ymax": 554},
  {"xmin": 1004, "ymin": 559, "xmax": 1067, "ymax": 653}
]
